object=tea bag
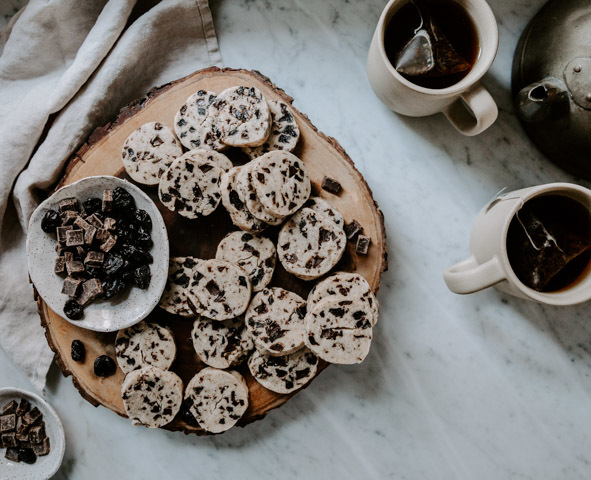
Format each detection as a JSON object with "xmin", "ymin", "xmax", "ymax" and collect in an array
[
  {"xmin": 510, "ymin": 207, "xmax": 591, "ymax": 291},
  {"xmin": 394, "ymin": 1, "xmax": 472, "ymax": 78}
]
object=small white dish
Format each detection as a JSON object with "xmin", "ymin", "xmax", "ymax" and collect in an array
[
  {"xmin": 0, "ymin": 388, "xmax": 66, "ymax": 480},
  {"xmin": 26, "ymin": 176, "xmax": 169, "ymax": 332}
]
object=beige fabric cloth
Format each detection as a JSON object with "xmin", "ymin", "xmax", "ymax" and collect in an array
[{"xmin": 0, "ymin": 0, "xmax": 221, "ymax": 390}]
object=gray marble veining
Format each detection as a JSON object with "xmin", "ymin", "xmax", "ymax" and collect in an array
[{"xmin": 2, "ymin": 0, "xmax": 591, "ymax": 478}]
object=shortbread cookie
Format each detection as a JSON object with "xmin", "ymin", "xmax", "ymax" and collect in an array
[
  {"xmin": 242, "ymin": 100, "xmax": 300, "ymax": 159},
  {"xmin": 304, "ymin": 297, "xmax": 373, "ymax": 364},
  {"xmin": 209, "ymin": 86, "xmax": 271, "ymax": 147},
  {"xmin": 184, "ymin": 368, "xmax": 249, "ymax": 433},
  {"xmin": 278, "ymin": 208, "xmax": 346, "ymax": 280},
  {"xmin": 122, "ymin": 122, "xmax": 182, "ymax": 185},
  {"xmin": 236, "ymin": 164, "xmax": 283, "ymax": 225},
  {"xmin": 115, "ymin": 321, "xmax": 176, "ymax": 374},
  {"xmin": 158, "ymin": 153, "xmax": 223, "ymax": 219},
  {"xmin": 187, "ymin": 259, "xmax": 251, "ymax": 321},
  {"xmin": 186, "ymin": 148, "xmax": 233, "ymax": 172},
  {"xmin": 245, "ymin": 287, "xmax": 306, "ymax": 355},
  {"xmin": 191, "ymin": 316, "xmax": 253, "ymax": 369},
  {"xmin": 308, "ymin": 272, "xmax": 378, "ymax": 325},
  {"xmin": 250, "ymin": 152, "xmax": 311, "ymax": 217},
  {"xmin": 122, "ymin": 366, "xmax": 183, "ymax": 428},
  {"xmin": 159, "ymin": 256, "xmax": 200, "ymax": 317},
  {"xmin": 220, "ymin": 167, "xmax": 267, "ymax": 233},
  {"xmin": 305, "ymin": 197, "xmax": 344, "ymax": 228},
  {"xmin": 248, "ymin": 348, "xmax": 318, "ymax": 394},
  {"xmin": 215, "ymin": 232, "xmax": 276, "ymax": 292},
  {"xmin": 174, "ymin": 90, "xmax": 226, "ymax": 151}
]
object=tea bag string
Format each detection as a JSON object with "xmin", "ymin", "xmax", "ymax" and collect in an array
[
  {"xmin": 409, "ymin": 0, "xmax": 425, "ymax": 35},
  {"xmin": 514, "ymin": 200, "xmax": 564, "ymax": 253}
]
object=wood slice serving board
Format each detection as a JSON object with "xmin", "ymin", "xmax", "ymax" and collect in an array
[{"xmin": 37, "ymin": 67, "xmax": 387, "ymax": 434}]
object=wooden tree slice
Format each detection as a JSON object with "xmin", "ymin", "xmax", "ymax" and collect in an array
[{"xmin": 37, "ymin": 67, "xmax": 387, "ymax": 434}]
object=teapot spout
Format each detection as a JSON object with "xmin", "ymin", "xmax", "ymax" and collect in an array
[{"xmin": 515, "ymin": 77, "xmax": 569, "ymax": 122}]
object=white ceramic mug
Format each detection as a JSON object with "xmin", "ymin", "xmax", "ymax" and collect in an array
[
  {"xmin": 443, "ymin": 183, "xmax": 591, "ymax": 306},
  {"xmin": 367, "ymin": 0, "xmax": 499, "ymax": 136}
]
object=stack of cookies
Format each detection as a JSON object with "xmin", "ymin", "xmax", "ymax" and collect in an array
[{"xmin": 114, "ymin": 85, "xmax": 378, "ymax": 434}]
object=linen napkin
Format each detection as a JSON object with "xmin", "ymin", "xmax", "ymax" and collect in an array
[{"xmin": 0, "ymin": 0, "xmax": 222, "ymax": 390}]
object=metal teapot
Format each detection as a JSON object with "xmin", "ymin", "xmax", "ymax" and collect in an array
[{"xmin": 512, "ymin": 0, "xmax": 591, "ymax": 179}]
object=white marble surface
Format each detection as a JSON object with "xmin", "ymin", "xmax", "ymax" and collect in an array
[{"xmin": 2, "ymin": 0, "xmax": 591, "ymax": 478}]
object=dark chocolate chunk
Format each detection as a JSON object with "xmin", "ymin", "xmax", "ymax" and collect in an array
[
  {"xmin": 321, "ymin": 176, "xmax": 342, "ymax": 195},
  {"xmin": 56, "ymin": 225, "xmax": 73, "ymax": 244},
  {"xmin": 102, "ymin": 189, "xmax": 114, "ymax": 212},
  {"xmin": 15, "ymin": 399, "xmax": 30, "ymax": 417},
  {"xmin": 54, "ymin": 256, "xmax": 66, "ymax": 274},
  {"xmin": 64, "ymin": 299, "xmax": 83, "ymax": 320},
  {"xmin": 0, "ymin": 413, "xmax": 16, "ymax": 432},
  {"xmin": 61, "ymin": 277, "xmax": 82, "ymax": 297},
  {"xmin": 2, "ymin": 400, "xmax": 17, "ymax": 415},
  {"xmin": 41, "ymin": 210, "xmax": 61, "ymax": 233},
  {"xmin": 65, "ymin": 229, "xmax": 85, "ymax": 247},
  {"xmin": 58, "ymin": 198, "xmax": 79, "ymax": 213},
  {"xmin": 94, "ymin": 355, "xmax": 116, "ymax": 377},
  {"xmin": 344, "ymin": 219, "xmax": 363, "ymax": 240},
  {"xmin": 81, "ymin": 278, "xmax": 103, "ymax": 301},
  {"xmin": 71, "ymin": 340, "xmax": 86, "ymax": 362},
  {"xmin": 103, "ymin": 217, "xmax": 116, "ymax": 231},
  {"xmin": 99, "ymin": 235, "xmax": 117, "ymax": 253},
  {"xmin": 73, "ymin": 216, "xmax": 91, "ymax": 231},
  {"xmin": 60, "ymin": 210, "xmax": 78, "ymax": 225},
  {"xmin": 84, "ymin": 251, "xmax": 104, "ymax": 267},
  {"xmin": 355, "ymin": 235, "xmax": 371, "ymax": 255},
  {"xmin": 29, "ymin": 424, "xmax": 45, "ymax": 444},
  {"xmin": 84, "ymin": 225, "xmax": 97, "ymax": 245},
  {"xmin": 32, "ymin": 437, "xmax": 50, "ymax": 456},
  {"xmin": 66, "ymin": 260, "xmax": 85, "ymax": 275},
  {"xmin": 86, "ymin": 214, "xmax": 104, "ymax": 229},
  {"xmin": 22, "ymin": 407, "xmax": 41, "ymax": 426}
]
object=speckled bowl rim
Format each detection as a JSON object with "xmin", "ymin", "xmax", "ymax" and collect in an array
[
  {"xmin": 0, "ymin": 387, "xmax": 66, "ymax": 480},
  {"xmin": 26, "ymin": 175, "xmax": 169, "ymax": 332}
]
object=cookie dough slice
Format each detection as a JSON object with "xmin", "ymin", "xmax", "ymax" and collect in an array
[
  {"xmin": 236, "ymin": 164, "xmax": 284, "ymax": 225},
  {"xmin": 122, "ymin": 122, "xmax": 183, "ymax": 185},
  {"xmin": 159, "ymin": 256, "xmax": 200, "ymax": 317},
  {"xmin": 115, "ymin": 321, "xmax": 176, "ymax": 374},
  {"xmin": 245, "ymin": 287, "xmax": 306, "ymax": 355},
  {"xmin": 248, "ymin": 348, "xmax": 318, "ymax": 394},
  {"xmin": 277, "ymin": 208, "xmax": 347, "ymax": 280},
  {"xmin": 186, "ymin": 259, "xmax": 251, "ymax": 321},
  {"xmin": 220, "ymin": 166, "xmax": 267, "ymax": 233},
  {"xmin": 215, "ymin": 231, "xmax": 276, "ymax": 292},
  {"xmin": 304, "ymin": 297, "xmax": 373, "ymax": 364},
  {"xmin": 242, "ymin": 100, "xmax": 300, "ymax": 159},
  {"xmin": 191, "ymin": 316, "xmax": 253, "ymax": 369},
  {"xmin": 250, "ymin": 151, "xmax": 311, "ymax": 218},
  {"xmin": 122, "ymin": 366, "xmax": 183, "ymax": 428},
  {"xmin": 184, "ymin": 368, "xmax": 249, "ymax": 433},
  {"xmin": 305, "ymin": 197, "xmax": 344, "ymax": 228},
  {"xmin": 308, "ymin": 272, "xmax": 378, "ymax": 325},
  {"xmin": 186, "ymin": 148, "xmax": 233, "ymax": 172},
  {"xmin": 209, "ymin": 86, "xmax": 271, "ymax": 147},
  {"xmin": 174, "ymin": 90, "xmax": 227, "ymax": 151},
  {"xmin": 158, "ymin": 153, "xmax": 223, "ymax": 219}
]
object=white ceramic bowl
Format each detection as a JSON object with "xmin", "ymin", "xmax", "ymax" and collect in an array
[
  {"xmin": 0, "ymin": 388, "xmax": 66, "ymax": 480},
  {"xmin": 26, "ymin": 176, "xmax": 169, "ymax": 332}
]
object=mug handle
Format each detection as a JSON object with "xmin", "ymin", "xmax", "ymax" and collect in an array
[
  {"xmin": 443, "ymin": 83, "xmax": 498, "ymax": 136},
  {"xmin": 443, "ymin": 255, "xmax": 506, "ymax": 294}
]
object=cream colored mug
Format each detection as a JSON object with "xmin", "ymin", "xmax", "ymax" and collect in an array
[
  {"xmin": 443, "ymin": 183, "xmax": 591, "ymax": 306},
  {"xmin": 367, "ymin": 0, "xmax": 499, "ymax": 136}
]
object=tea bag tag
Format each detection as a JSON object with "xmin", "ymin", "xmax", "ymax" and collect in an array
[{"xmin": 395, "ymin": 30, "xmax": 434, "ymax": 76}]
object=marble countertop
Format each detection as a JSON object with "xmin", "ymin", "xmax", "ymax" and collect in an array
[{"xmin": 2, "ymin": 0, "xmax": 591, "ymax": 478}]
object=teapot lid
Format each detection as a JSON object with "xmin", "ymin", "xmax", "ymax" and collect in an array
[{"xmin": 512, "ymin": 0, "xmax": 591, "ymax": 179}]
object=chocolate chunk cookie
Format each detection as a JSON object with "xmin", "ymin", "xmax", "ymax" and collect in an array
[
  {"xmin": 220, "ymin": 166, "xmax": 267, "ymax": 233},
  {"xmin": 191, "ymin": 316, "xmax": 253, "ymax": 369},
  {"xmin": 209, "ymin": 86, "xmax": 271, "ymax": 147},
  {"xmin": 174, "ymin": 90, "xmax": 226, "ymax": 151},
  {"xmin": 304, "ymin": 297, "xmax": 373, "ymax": 364},
  {"xmin": 159, "ymin": 257, "xmax": 200, "ymax": 317},
  {"xmin": 236, "ymin": 164, "xmax": 284, "ymax": 225},
  {"xmin": 184, "ymin": 368, "xmax": 249, "ymax": 433},
  {"xmin": 277, "ymin": 208, "xmax": 346, "ymax": 280},
  {"xmin": 122, "ymin": 122, "xmax": 182, "ymax": 185},
  {"xmin": 305, "ymin": 196, "xmax": 344, "ymax": 228},
  {"xmin": 245, "ymin": 287, "xmax": 306, "ymax": 355},
  {"xmin": 242, "ymin": 100, "xmax": 300, "ymax": 159},
  {"xmin": 185, "ymin": 148, "xmax": 233, "ymax": 172},
  {"xmin": 186, "ymin": 259, "xmax": 251, "ymax": 321},
  {"xmin": 121, "ymin": 366, "xmax": 183, "ymax": 428},
  {"xmin": 158, "ymin": 153, "xmax": 223, "ymax": 219},
  {"xmin": 215, "ymin": 231, "xmax": 276, "ymax": 292},
  {"xmin": 250, "ymin": 152, "xmax": 311, "ymax": 218},
  {"xmin": 115, "ymin": 321, "xmax": 176, "ymax": 374},
  {"xmin": 248, "ymin": 348, "xmax": 318, "ymax": 394}
]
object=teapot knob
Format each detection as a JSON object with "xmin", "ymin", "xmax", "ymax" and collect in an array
[{"xmin": 515, "ymin": 77, "xmax": 569, "ymax": 122}]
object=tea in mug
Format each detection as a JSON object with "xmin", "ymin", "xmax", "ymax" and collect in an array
[
  {"xmin": 506, "ymin": 195, "xmax": 591, "ymax": 292},
  {"xmin": 384, "ymin": 0, "xmax": 480, "ymax": 89}
]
